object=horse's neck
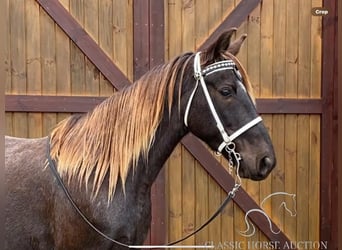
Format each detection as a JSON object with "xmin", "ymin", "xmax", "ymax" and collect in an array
[{"xmin": 141, "ymin": 110, "xmax": 187, "ymax": 185}]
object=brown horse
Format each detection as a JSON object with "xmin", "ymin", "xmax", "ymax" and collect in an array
[{"xmin": 5, "ymin": 29, "xmax": 276, "ymax": 249}]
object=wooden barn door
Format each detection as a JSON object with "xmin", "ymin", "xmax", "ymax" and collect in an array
[
  {"xmin": 164, "ymin": 0, "xmax": 337, "ymax": 249},
  {"xmin": 3, "ymin": 0, "xmax": 338, "ymax": 249}
]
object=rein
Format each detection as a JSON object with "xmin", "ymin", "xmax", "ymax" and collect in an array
[
  {"xmin": 47, "ymin": 143, "xmax": 239, "ymax": 249},
  {"xmin": 46, "ymin": 52, "xmax": 261, "ymax": 248}
]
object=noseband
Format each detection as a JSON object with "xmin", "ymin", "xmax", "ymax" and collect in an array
[{"xmin": 184, "ymin": 52, "xmax": 262, "ymax": 166}]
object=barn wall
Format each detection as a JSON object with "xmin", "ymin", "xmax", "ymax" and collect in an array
[
  {"xmin": 5, "ymin": 0, "xmax": 133, "ymax": 137},
  {"xmin": 165, "ymin": 0, "xmax": 322, "ymax": 247},
  {"xmin": 4, "ymin": 0, "xmax": 324, "ymax": 248}
]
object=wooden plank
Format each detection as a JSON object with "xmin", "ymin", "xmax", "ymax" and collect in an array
[
  {"xmin": 219, "ymin": 155, "xmax": 234, "ymax": 243},
  {"xmin": 167, "ymin": 0, "xmax": 182, "ymax": 58},
  {"xmin": 98, "ymin": 0, "xmax": 113, "ymax": 59},
  {"xmin": 273, "ymin": 0, "xmax": 286, "ymax": 97},
  {"xmin": 310, "ymin": 0, "xmax": 322, "ymax": 98},
  {"xmin": 271, "ymin": 1, "xmax": 286, "ymax": 237},
  {"xmin": 283, "ymin": 0, "xmax": 298, "ymax": 241},
  {"xmin": 113, "ymin": 0, "xmax": 133, "ymax": 81},
  {"xmin": 36, "ymin": 0, "xmax": 130, "ymax": 90},
  {"xmin": 296, "ymin": 115, "xmax": 310, "ymax": 243},
  {"xmin": 208, "ymin": 168, "xmax": 222, "ymax": 246},
  {"xmin": 285, "ymin": 0, "xmax": 298, "ymax": 98},
  {"xmin": 308, "ymin": 115, "xmax": 320, "ymax": 244},
  {"xmin": 195, "ymin": 0, "xmax": 209, "ymax": 47},
  {"xmin": 194, "ymin": 161, "xmax": 209, "ymax": 244},
  {"xmin": 181, "ymin": 145, "xmax": 195, "ymax": 245},
  {"xmin": 84, "ymin": 0, "xmax": 100, "ymax": 96},
  {"xmin": 40, "ymin": 3, "xmax": 57, "ymax": 136},
  {"xmin": 284, "ymin": 115, "xmax": 298, "ymax": 242},
  {"xmin": 55, "ymin": 0, "xmax": 71, "ymax": 124},
  {"xmin": 221, "ymin": 0, "xmax": 235, "ymax": 19},
  {"xmin": 271, "ymin": 115, "xmax": 285, "ymax": 235},
  {"xmin": 181, "ymin": 0, "xmax": 195, "ymax": 53},
  {"xmin": 167, "ymin": 145, "xmax": 183, "ymax": 242},
  {"xmin": 55, "ymin": 8, "xmax": 71, "ymax": 96},
  {"xmin": 260, "ymin": 0, "xmax": 273, "ymax": 97},
  {"xmin": 233, "ymin": 202, "xmax": 246, "ymax": 248},
  {"xmin": 247, "ymin": 4, "xmax": 261, "ymax": 96},
  {"xmin": 309, "ymin": 1, "xmax": 321, "ymax": 245},
  {"xmin": 70, "ymin": 0, "xmax": 85, "ymax": 95},
  {"xmin": 78, "ymin": 57, "xmax": 101, "ymax": 97},
  {"xmin": 208, "ymin": 0, "xmax": 222, "ymax": 35},
  {"xmin": 98, "ymin": 0, "xmax": 115, "ymax": 97},
  {"xmin": 1, "ymin": 0, "xmax": 10, "ymax": 95},
  {"xmin": 298, "ymin": 0, "xmax": 312, "ymax": 98},
  {"xmin": 26, "ymin": 0, "xmax": 41, "ymax": 95},
  {"xmin": 296, "ymin": 1, "xmax": 312, "ymax": 244},
  {"xmin": 26, "ymin": 0, "xmax": 42, "ymax": 138},
  {"xmin": 84, "ymin": 0, "xmax": 98, "ymax": 43},
  {"xmin": 10, "ymin": 0, "xmax": 28, "ymax": 138}
]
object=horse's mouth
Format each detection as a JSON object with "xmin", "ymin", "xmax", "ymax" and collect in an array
[{"xmin": 237, "ymin": 165, "xmax": 272, "ymax": 181}]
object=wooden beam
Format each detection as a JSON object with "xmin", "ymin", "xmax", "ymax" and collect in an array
[
  {"xmin": 256, "ymin": 98, "xmax": 322, "ymax": 114},
  {"xmin": 133, "ymin": 0, "xmax": 150, "ymax": 82},
  {"xmin": 198, "ymin": 0, "xmax": 261, "ymax": 51},
  {"xmin": 338, "ymin": 0, "xmax": 342, "ymax": 246},
  {"xmin": 5, "ymin": 95, "xmax": 104, "ymax": 113},
  {"xmin": 321, "ymin": 0, "xmax": 338, "ymax": 248},
  {"xmin": 5, "ymin": 95, "xmax": 323, "ymax": 114},
  {"xmin": 36, "ymin": 0, "xmax": 131, "ymax": 90},
  {"xmin": 133, "ymin": 0, "xmax": 166, "ymax": 245}
]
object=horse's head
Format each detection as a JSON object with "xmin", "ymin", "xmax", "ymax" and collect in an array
[{"xmin": 183, "ymin": 28, "xmax": 276, "ymax": 181}]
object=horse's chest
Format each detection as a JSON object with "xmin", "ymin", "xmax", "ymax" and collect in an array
[{"xmin": 105, "ymin": 187, "xmax": 152, "ymax": 244}]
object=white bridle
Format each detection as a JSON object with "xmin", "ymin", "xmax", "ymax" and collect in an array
[{"xmin": 184, "ymin": 52, "xmax": 262, "ymax": 162}]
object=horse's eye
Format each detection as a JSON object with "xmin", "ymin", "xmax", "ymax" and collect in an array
[{"xmin": 219, "ymin": 88, "xmax": 232, "ymax": 97}]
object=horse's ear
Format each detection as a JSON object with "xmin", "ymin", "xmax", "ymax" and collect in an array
[
  {"xmin": 227, "ymin": 33, "xmax": 247, "ymax": 56},
  {"xmin": 203, "ymin": 28, "xmax": 237, "ymax": 62}
]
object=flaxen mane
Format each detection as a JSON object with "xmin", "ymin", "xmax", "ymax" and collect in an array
[
  {"xmin": 49, "ymin": 51, "xmax": 253, "ymax": 201},
  {"xmin": 50, "ymin": 53, "xmax": 193, "ymax": 200}
]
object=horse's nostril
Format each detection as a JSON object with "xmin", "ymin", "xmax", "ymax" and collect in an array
[{"xmin": 259, "ymin": 156, "xmax": 275, "ymax": 177}]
